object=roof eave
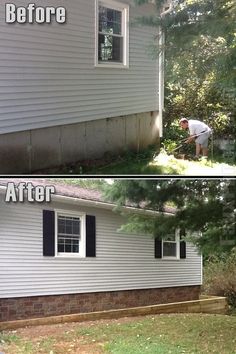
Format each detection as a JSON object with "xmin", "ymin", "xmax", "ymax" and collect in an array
[{"xmin": 0, "ymin": 186, "xmax": 173, "ymax": 217}]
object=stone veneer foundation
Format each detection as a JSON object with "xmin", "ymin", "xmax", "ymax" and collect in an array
[{"xmin": 0, "ymin": 286, "xmax": 200, "ymax": 322}]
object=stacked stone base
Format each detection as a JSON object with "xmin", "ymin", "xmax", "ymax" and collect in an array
[{"xmin": 0, "ymin": 286, "xmax": 200, "ymax": 322}]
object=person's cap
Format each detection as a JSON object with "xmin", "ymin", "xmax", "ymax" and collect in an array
[{"xmin": 179, "ymin": 118, "xmax": 188, "ymax": 123}]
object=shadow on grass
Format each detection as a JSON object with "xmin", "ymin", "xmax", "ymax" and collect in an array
[
  {"xmin": 35, "ymin": 146, "xmax": 236, "ymax": 175},
  {"xmin": 58, "ymin": 148, "xmax": 181, "ymax": 175},
  {"xmin": 83, "ymin": 158, "xmax": 180, "ymax": 175}
]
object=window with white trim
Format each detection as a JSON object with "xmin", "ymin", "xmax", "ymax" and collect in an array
[
  {"xmin": 96, "ymin": 0, "xmax": 129, "ymax": 67},
  {"xmin": 162, "ymin": 231, "xmax": 180, "ymax": 259},
  {"xmin": 56, "ymin": 212, "xmax": 85, "ymax": 257}
]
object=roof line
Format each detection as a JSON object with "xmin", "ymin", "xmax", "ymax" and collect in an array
[{"xmin": 0, "ymin": 185, "xmax": 173, "ymax": 216}]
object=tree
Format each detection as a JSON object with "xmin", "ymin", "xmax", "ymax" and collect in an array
[
  {"xmin": 104, "ymin": 179, "xmax": 236, "ymax": 256},
  {"xmin": 134, "ymin": 0, "xmax": 236, "ymax": 137}
]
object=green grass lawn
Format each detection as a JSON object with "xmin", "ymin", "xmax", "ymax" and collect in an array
[
  {"xmin": 1, "ymin": 313, "xmax": 236, "ymax": 354},
  {"xmin": 46, "ymin": 147, "xmax": 236, "ymax": 175}
]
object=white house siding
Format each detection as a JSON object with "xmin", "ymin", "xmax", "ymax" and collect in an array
[
  {"xmin": 0, "ymin": 195, "xmax": 202, "ymax": 298},
  {"xmin": 0, "ymin": 0, "xmax": 159, "ymax": 135}
]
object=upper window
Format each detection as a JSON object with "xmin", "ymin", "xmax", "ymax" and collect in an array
[
  {"xmin": 162, "ymin": 231, "xmax": 180, "ymax": 259},
  {"xmin": 96, "ymin": 0, "xmax": 129, "ymax": 68},
  {"xmin": 56, "ymin": 211, "xmax": 86, "ymax": 257}
]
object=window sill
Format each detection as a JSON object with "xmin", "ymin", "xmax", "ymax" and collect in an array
[
  {"xmin": 95, "ymin": 63, "xmax": 129, "ymax": 69},
  {"xmin": 56, "ymin": 254, "xmax": 85, "ymax": 259},
  {"xmin": 161, "ymin": 257, "xmax": 181, "ymax": 261}
]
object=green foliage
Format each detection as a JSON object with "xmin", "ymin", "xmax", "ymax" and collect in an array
[
  {"xmin": 161, "ymin": 139, "xmax": 178, "ymax": 154},
  {"xmin": 0, "ymin": 333, "xmax": 20, "ymax": 344},
  {"xmin": 104, "ymin": 179, "xmax": 236, "ymax": 255},
  {"xmin": 49, "ymin": 178, "xmax": 107, "ymax": 190},
  {"xmin": 135, "ymin": 0, "xmax": 236, "ymax": 140},
  {"xmin": 203, "ymin": 248, "xmax": 236, "ymax": 309},
  {"xmin": 161, "ymin": 120, "xmax": 194, "ymax": 154}
]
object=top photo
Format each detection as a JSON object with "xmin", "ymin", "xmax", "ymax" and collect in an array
[{"xmin": 0, "ymin": 0, "xmax": 235, "ymax": 175}]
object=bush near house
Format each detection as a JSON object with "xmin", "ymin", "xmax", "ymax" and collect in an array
[{"xmin": 203, "ymin": 248, "xmax": 236, "ymax": 310}]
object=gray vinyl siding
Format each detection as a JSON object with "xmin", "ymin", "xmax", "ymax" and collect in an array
[
  {"xmin": 0, "ymin": 196, "xmax": 202, "ymax": 298},
  {"xmin": 0, "ymin": 0, "xmax": 159, "ymax": 134}
]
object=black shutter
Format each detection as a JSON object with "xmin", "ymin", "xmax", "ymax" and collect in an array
[
  {"xmin": 180, "ymin": 227, "xmax": 186, "ymax": 259},
  {"xmin": 43, "ymin": 210, "xmax": 55, "ymax": 256},
  {"xmin": 154, "ymin": 238, "xmax": 162, "ymax": 258},
  {"xmin": 86, "ymin": 215, "xmax": 96, "ymax": 257}
]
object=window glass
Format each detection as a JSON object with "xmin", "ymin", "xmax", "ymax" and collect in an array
[
  {"xmin": 98, "ymin": 3, "xmax": 125, "ymax": 64},
  {"xmin": 57, "ymin": 215, "xmax": 81, "ymax": 253},
  {"xmin": 163, "ymin": 232, "xmax": 178, "ymax": 258},
  {"xmin": 99, "ymin": 6, "xmax": 122, "ymax": 35},
  {"xmin": 163, "ymin": 242, "xmax": 176, "ymax": 257},
  {"xmin": 98, "ymin": 34, "xmax": 123, "ymax": 62}
]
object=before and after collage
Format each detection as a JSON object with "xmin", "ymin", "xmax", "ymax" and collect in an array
[{"xmin": 0, "ymin": 0, "xmax": 235, "ymax": 353}]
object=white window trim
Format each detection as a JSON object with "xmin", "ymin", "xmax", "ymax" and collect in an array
[
  {"xmin": 95, "ymin": 0, "xmax": 129, "ymax": 68},
  {"xmin": 162, "ymin": 230, "xmax": 180, "ymax": 260},
  {"xmin": 55, "ymin": 209, "xmax": 86, "ymax": 258}
]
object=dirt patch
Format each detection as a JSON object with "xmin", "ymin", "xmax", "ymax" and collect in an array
[
  {"xmin": 2, "ymin": 314, "xmax": 235, "ymax": 354},
  {"xmin": 1, "ymin": 317, "xmax": 143, "ymax": 354},
  {"xmin": 13, "ymin": 316, "xmax": 140, "ymax": 340}
]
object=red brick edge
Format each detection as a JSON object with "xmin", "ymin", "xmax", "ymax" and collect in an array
[{"xmin": 0, "ymin": 286, "xmax": 200, "ymax": 322}]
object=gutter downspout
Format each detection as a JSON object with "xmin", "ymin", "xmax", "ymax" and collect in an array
[{"xmin": 158, "ymin": 1, "xmax": 173, "ymax": 137}]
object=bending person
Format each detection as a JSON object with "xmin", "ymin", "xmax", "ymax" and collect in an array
[{"xmin": 179, "ymin": 118, "xmax": 212, "ymax": 158}]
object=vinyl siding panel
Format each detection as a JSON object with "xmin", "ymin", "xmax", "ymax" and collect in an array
[
  {"xmin": 0, "ymin": 0, "xmax": 159, "ymax": 134},
  {"xmin": 0, "ymin": 195, "xmax": 202, "ymax": 298}
]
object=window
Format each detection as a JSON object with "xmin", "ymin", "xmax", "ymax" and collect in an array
[
  {"xmin": 155, "ymin": 229, "xmax": 186, "ymax": 260},
  {"xmin": 43, "ymin": 210, "xmax": 96, "ymax": 258},
  {"xmin": 162, "ymin": 231, "xmax": 180, "ymax": 259},
  {"xmin": 56, "ymin": 211, "xmax": 86, "ymax": 257},
  {"xmin": 96, "ymin": 0, "xmax": 129, "ymax": 67}
]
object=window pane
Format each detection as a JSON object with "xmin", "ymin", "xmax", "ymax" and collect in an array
[
  {"xmin": 72, "ymin": 219, "xmax": 80, "ymax": 235},
  {"xmin": 65, "ymin": 219, "xmax": 72, "ymax": 235},
  {"xmin": 58, "ymin": 217, "xmax": 66, "ymax": 234},
  {"xmin": 58, "ymin": 242, "xmax": 64, "ymax": 253},
  {"xmin": 163, "ymin": 242, "xmax": 176, "ymax": 257},
  {"xmin": 98, "ymin": 34, "xmax": 123, "ymax": 62},
  {"xmin": 65, "ymin": 242, "xmax": 71, "ymax": 253},
  {"xmin": 57, "ymin": 215, "xmax": 81, "ymax": 253},
  {"xmin": 72, "ymin": 240, "xmax": 79, "ymax": 253},
  {"xmin": 99, "ymin": 6, "xmax": 121, "ymax": 35}
]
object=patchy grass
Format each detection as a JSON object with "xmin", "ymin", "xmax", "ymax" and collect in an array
[
  {"xmin": 150, "ymin": 151, "xmax": 236, "ymax": 176},
  {"xmin": 1, "ymin": 313, "xmax": 236, "ymax": 353},
  {"xmin": 37, "ymin": 147, "xmax": 236, "ymax": 175}
]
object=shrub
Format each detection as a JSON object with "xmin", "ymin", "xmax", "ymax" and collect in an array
[
  {"xmin": 203, "ymin": 248, "xmax": 236, "ymax": 309},
  {"xmin": 161, "ymin": 119, "xmax": 195, "ymax": 155}
]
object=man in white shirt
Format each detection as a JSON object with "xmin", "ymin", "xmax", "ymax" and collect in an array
[{"xmin": 179, "ymin": 118, "xmax": 212, "ymax": 158}]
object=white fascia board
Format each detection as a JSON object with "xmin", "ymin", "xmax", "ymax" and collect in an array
[
  {"xmin": 52, "ymin": 194, "xmax": 174, "ymax": 217},
  {"xmin": 0, "ymin": 185, "xmax": 173, "ymax": 217}
]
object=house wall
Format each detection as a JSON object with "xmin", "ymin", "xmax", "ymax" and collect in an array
[
  {"xmin": 0, "ymin": 195, "xmax": 202, "ymax": 298},
  {"xmin": 0, "ymin": 0, "xmax": 160, "ymax": 172},
  {"xmin": 0, "ymin": 0, "xmax": 159, "ymax": 135}
]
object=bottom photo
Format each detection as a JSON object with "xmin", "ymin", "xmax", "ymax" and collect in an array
[{"xmin": 0, "ymin": 178, "xmax": 235, "ymax": 354}]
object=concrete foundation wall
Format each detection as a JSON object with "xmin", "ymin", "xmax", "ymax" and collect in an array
[{"xmin": 0, "ymin": 111, "xmax": 160, "ymax": 173}]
